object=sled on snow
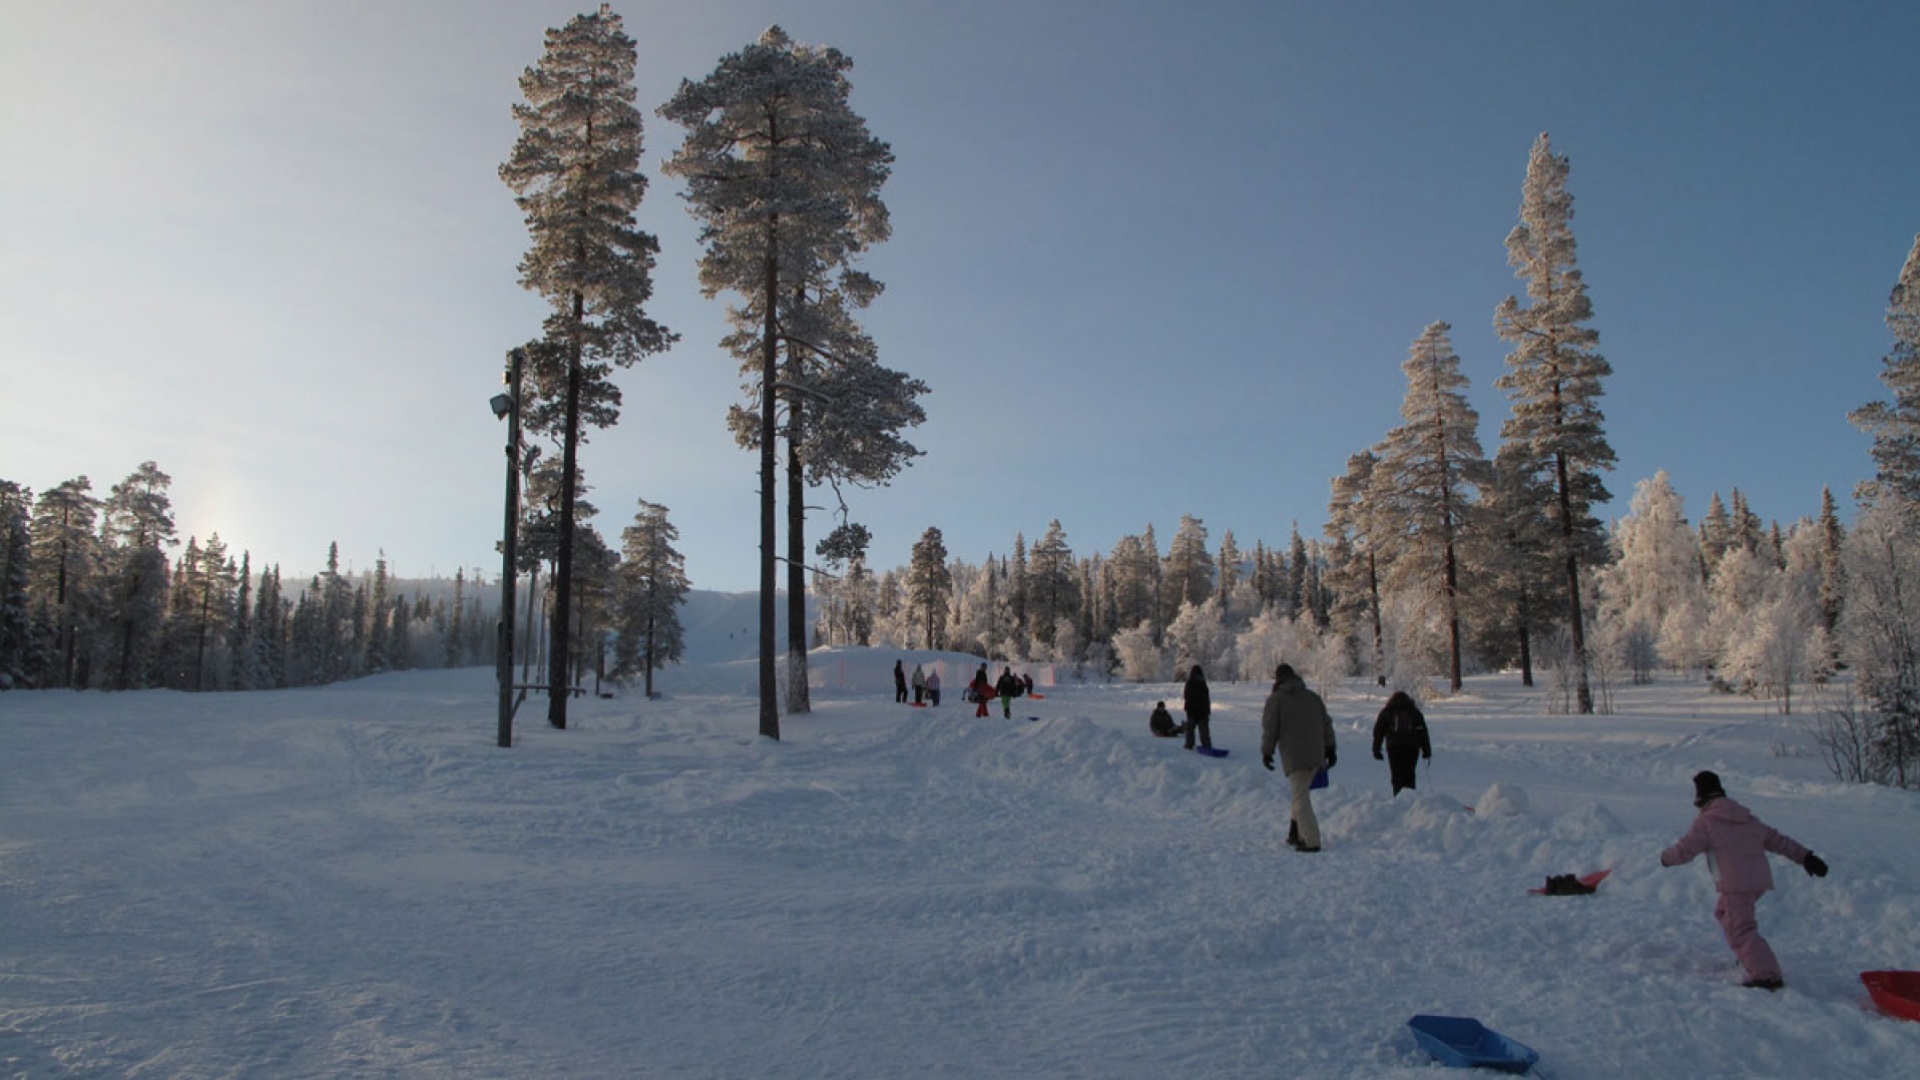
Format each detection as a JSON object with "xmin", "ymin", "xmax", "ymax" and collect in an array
[
  {"xmin": 1529, "ymin": 869, "xmax": 1612, "ymax": 896},
  {"xmin": 1407, "ymin": 1014, "xmax": 1539, "ymax": 1073},
  {"xmin": 1862, "ymin": 970, "xmax": 1920, "ymax": 1022},
  {"xmin": 1194, "ymin": 746, "xmax": 1230, "ymax": 758}
]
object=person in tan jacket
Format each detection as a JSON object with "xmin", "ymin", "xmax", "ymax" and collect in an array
[{"xmin": 1259, "ymin": 664, "xmax": 1337, "ymax": 852}]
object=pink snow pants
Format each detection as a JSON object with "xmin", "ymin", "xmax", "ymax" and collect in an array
[{"xmin": 1714, "ymin": 891, "xmax": 1782, "ymax": 982}]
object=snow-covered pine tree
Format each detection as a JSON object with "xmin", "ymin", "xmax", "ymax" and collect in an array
[
  {"xmin": 364, "ymin": 551, "xmax": 390, "ymax": 675},
  {"xmin": 661, "ymin": 26, "xmax": 892, "ymax": 738},
  {"xmin": 1851, "ymin": 234, "xmax": 1920, "ymax": 510},
  {"xmin": 906, "ymin": 527, "xmax": 952, "ymax": 650},
  {"xmin": 1027, "ymin": 521, "xmax": 1078, "ymax": 654},
  {"xmin": 1161, "ymin": 515, "xmax": 1215, "ymax": 625},
  {"xmin": 1597, "ymin": 471, "xmax": 1704, "ymax": 680},
  {"xmin": 1493, "ymin": 132, "xmax": 1615, "ymax": 714},
  {"xmin": 1286, "ymin": 525, "xmax": 1310, "ymax": 621},
  {"xmin": 27, "ymin": 477, "xmax": 99, "ymax": 688},
  {"xmin": 1103, "ymin": 532, "xmax": 1158, "ymax": 638},
  {"xmin": 101, "ymin": 462, "xmax": 176, "ymax": 690},
  {"xmin": 1466, "ymin": 442, "xmax": 1560, "ymax": 687},
  {"xmin": 501, "ymin": 6, "xmax": 673, "ymax": 731},
  {"xmin": 1374, "ymin": 321, "xmax": 1488, "ymax": 691},
  {"xmin": 0, "ymin": 480, "xmax": 30, "ymax": 688},
  {"xmin": 1325, "ymin": 450, "xmax": 1388, "ymax": 686},
  {"xmin": 612, "ymin": 499, "xmax": 688, "ymax": 698},
  {"xmin": 1817, "ymin": 486, "xmax": 1846, "ymax": 639},
  {"xmin": 1216, "ymin": 530, "xmax": 1241, "ymax": 623}
]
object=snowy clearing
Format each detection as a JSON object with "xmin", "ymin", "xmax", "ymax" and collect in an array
[{"xmin": 4, "ymin": 651, "xmax": 1919, "ymax": 1079}]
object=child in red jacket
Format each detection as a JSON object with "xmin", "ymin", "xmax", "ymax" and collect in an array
[{"xmin": 1660, "ymin": 771, "xmax": 1829, "ymax": 990}]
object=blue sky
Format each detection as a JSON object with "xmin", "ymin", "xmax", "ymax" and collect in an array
[{"xmin": 2, "ymin": 0, "xmax": 1915, "ymax": 592}]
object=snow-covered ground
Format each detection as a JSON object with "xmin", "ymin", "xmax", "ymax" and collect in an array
[{"xmin": 5, "ymin": 650, "xmax": 1919, "ymax": 1079}]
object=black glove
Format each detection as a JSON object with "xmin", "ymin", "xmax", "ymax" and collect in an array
[
  {"xmin": 1373, "ymin": 748, "xmax": 1384, "ymax": 761},
  {"xmin": 1325, "ymin": 748, "xmax": 1337, "ymax": 769},
  {"xmin": 1804, "ymin": 853, "xmax": 1828, "ymax": 878},
  {"xmin": 1261, "ymin": 753, "xmax": 1274, "ymax": 771}
]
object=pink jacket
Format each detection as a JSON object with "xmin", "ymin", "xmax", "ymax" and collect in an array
[{"xmin": 1660, "ymin": 796, "xmax": 1811, "ymax": 895}]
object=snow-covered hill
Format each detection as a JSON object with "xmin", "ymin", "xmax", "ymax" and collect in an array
[{"xmin": 4, "ymin": 655, "xmax": 1919, "ymax": 1078}]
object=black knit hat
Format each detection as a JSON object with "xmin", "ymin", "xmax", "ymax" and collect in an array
[
  {"xmin": 1692, "ymin": 770, "xmax": 1727, "ymax": 807},
  {"xmin": 1274, "ymin": 663, "xmax": 1298, "ymax": 684}
]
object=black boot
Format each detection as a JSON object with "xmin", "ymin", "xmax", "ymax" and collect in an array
[{"xmin": 1286, "ymin": 819, "xmax": 1302, "ymax": 849}]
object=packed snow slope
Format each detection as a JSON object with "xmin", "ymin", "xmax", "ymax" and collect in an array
[{"xmin": 5, "ymin": 649, "xmax": 1920, "ymax": 1079}]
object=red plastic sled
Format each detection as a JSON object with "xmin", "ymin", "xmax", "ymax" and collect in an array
[
  {"xmin": 1528, "ymin": 869, "xmax": 1611, "ymax": 895},
  {"xmin": 1862, "ymin": 970, "xmax": 1920, "ymax": 1022}
]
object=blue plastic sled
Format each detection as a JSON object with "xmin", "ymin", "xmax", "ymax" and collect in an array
[
  {"xmin": 1407, "ymin": 1014, "xmax": 1539, "ymax": 1074},
  {"xmin": 1194, "ymin": 746, "xmax": 1230, "ymax": 758}
]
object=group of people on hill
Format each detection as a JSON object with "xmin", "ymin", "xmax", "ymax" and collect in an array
[
  {"xmin": 896, "ymin": 654, "xmax": 1832, "ymax": 990},
  {"xmin": 1152, "ymin": 664, "xmax": 1830, "ymax": 988}
]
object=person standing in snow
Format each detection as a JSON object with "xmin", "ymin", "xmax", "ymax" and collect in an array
[
  {"xmin": 894, "ymin": 660, "xmax": 909, "ymax": 704},
  {"xmin": 1371, "ymin": 691, "xmax": 1432, "ymax": 796},
  {"xmin": 1180, "ymin": 665, "xmax": 1213, "ymax": 751},
  {"xmin": 1149, "ymin": 701, "xmax": 1181, "ymax": 738},
  {"xmin": 924, "ymin": 668, "xmax": 941, "ymax": 706},
  {"xmin": 995, "ymin": 666, "xmax": 1022, "ymax": 718},
  {"xmin": 1260, "ymin": 664, "xmax": 1337, "ymax": 852},
  {"xmin": 911, "ymin": 663, "xmax": 927, "ymax": 705},
  {"xmin": 970, "ymin": 664, "xmax": 994, "ymax": 717},
  {"xmin": 1659, "ymin": 771, "xmax": 1829, "ymax": 991}
]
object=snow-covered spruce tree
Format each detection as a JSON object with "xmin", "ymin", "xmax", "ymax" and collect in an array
[
  {"xmin": 1374, "ymin": 321, "xmax": 1488, "ymax": 692},
  {"xmin": 612, "ymin": 499, "xmax": 688, "ymax": 697},
  {"xmin": 27, "ymin": 477, "xmax": 100, "ymax": 688},
  {"xmin": 906, "ymin": 527, "xmax": 952, "ymax": 650},
  {"xmin": 1325, "ymin": 449, "xmax": 1389, "ymax": 686},
  {"xmin": 1817, "ymin": 486, "xmax": 1847, "ymax": 644},
  {"xmin": 1286, "ymin": 526, "xmax": 1310, "ymax": 620},
  {"xmin": 501, "ymin": 6, "xmax": 673, "ymax": 731},
  {"xmin": 1852, "ymin": 234, "xmax": 1920, "ymax": 510},
  {"xmin": 1493, "ymin": 132, "xmax": 1615, "ymax": 714}
]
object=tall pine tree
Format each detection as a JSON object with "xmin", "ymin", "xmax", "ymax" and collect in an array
[
  {"xmin": 501, "ymin": 5, "xmax": 673, "ymax": 730},
  {"xmin": 1493, "ymin": 133, "xmax": 1615, "ymax": 714},
  {"xmin": 1375, "ymin": 321, "xmax": 1487, "ymax": 691},
  {"xmin": 661, "ymin": 26, "xmax": 894, "ymax": 738}
]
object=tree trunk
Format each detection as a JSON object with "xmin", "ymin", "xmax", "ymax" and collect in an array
[
  {"xmin": 550, "ymin": 316, "xmax": 583, "ymax": 730},
  {"xmin": 786, "ymin": 402, "xmax": 811, "ymax": 714},
  {"xmin": 1557, "ymin": 451, "xmax": 1593, "ymax": 713},
  {"xmin": 757, "ymin": 219, "xmax": 781, "ymax": 740}
]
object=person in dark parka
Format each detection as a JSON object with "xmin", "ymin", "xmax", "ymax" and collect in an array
[
  {"xmin": 1181, "ymin": 665, "xmax": 1212, "ymax": 750},
  {"xmin": 894, "ymin": 660, "xmax": 909, "ymax": 704},
  {"xmin": 1371, "ymin": 691, "xmax": 1432, "ymax": 795}
]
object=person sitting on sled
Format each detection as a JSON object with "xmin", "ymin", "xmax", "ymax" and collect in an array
[
  {"xmin": 1659, "ymin": 770, "xmax": 1829, "ymax": 991},
  {"xmin": 1371, "ymin": 690, "xmax": 1432, "ymax": 796},
  {"xmin": 1149, "ymin": 701, "xmax": 1180, "ymax": 738}
]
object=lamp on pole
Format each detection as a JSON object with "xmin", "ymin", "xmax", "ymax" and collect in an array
[{"xmin": 491, "ymin": 347, "xmax": 525, "ymax": 748}]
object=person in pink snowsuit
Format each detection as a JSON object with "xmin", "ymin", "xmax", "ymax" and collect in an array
[{"xmin": 1659, "ymin": 771, "xmax": 1829, "ymax": 990}]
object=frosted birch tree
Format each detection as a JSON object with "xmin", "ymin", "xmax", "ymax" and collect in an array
[
  {"xmin": 661, "ymin": 26, "xmax": 894, "ymax": 737},
  {"xmin": 501, "ymin": 6, "xmax": 673, "ymax": 730},
  {"xmin": 1375, "ymin": 321, "xmax": 1487, "ymax": 691},
  {"xmin": 1493, "ymin": 132, "xmax": 1615, "ymax": 714}
]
